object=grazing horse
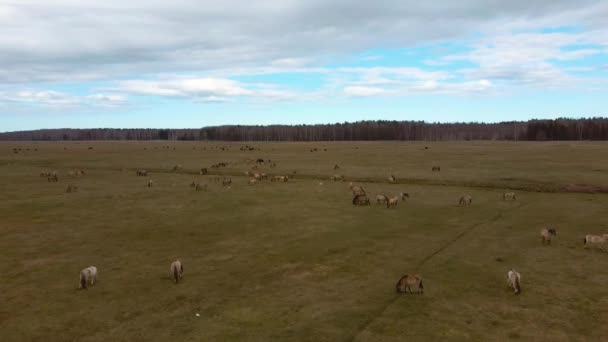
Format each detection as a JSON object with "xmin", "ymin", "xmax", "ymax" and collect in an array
[
  {"xmin": 400, "ymin": 193, "xmax": 409, "ymax": 200},
  {"xmin": 137, "ymin": 169, "xmax": 148, "ymax": 176},
  {"xmin": 349, "ymin": 182, "xmax": 366, "ymax": 196},
  {"xmin": 388, "ymin": 175, "xmax": 396, "ymax": 183},
  {"xmin": 79, "ymin": 266, "xmax": 98, "ymax": 289},
  {"xmin": 200, "ymin": 168, "xmax": 208, "ymax": 175},
  {"xmin": 352, "ymin": 194, "xmax": 370, "ymax": 206},
  {"xmin": 584, "ymin": 235, "xmax": 607, "ymax": 250},
  {"xmin": 507, "ymin": 269, "xmax": 521, "ymax": 294},
  {"xmin": 376, "ymin": 194, "xmax": 388, "ymax": 205},
  {"xmin": 170, "ymin": 260, "xmax": 184, "ymax": 283},
  {"xmin": 332, "ymin": 174, "xmax": 344, "ymax": 181},
  {"xmin": 387, "ymin": 196, "xmax": 399, "ymax": 208},
  {"xmin": 459, "ymin": 195, "xmax": 472, "ymax": 206},
  {"xmin": 541, "ymin": 228, "xmax": 557, "ymax": 244},
  {"xmin": 222, "ymin": 178, "xmax": 232, "ymax": 187},
  {"xmin": 503, "ymin": 192, "xmax": 516, "ymax": 201},
  {"xmin": 395, "ymin": 274, "xmax": 424, "ymax": 294}
]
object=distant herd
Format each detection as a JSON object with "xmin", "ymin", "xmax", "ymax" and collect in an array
[{"xmin": 35, "ymin": 155, "xmax": 606, "ymax": 297}]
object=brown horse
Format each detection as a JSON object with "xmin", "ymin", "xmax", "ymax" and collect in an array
[{"xmin": 395, "ymin": 274, "xmax": 424, "ymax": 294}]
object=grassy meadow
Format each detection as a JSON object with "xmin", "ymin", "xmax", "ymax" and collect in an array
[{"xmin": 1, "ymin": 141, "xmax": 608, "ymax": 341}]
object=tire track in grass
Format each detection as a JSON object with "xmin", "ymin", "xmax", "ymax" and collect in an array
[{"xmin": 346, "ymin": 201, "xmax": 530, "ymax": 342}]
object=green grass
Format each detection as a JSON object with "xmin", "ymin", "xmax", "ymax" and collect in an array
[{"xmin": 1, "ymin": 141, "xmax": 607, "ymax": 341}]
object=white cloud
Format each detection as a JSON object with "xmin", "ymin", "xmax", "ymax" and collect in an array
[
  {"xmin": 0, "ymin": 90, "xmax": 80, "ymax": 106},
  {"xmin": 114, "ymin": 77, "xmax": 294, "ymax": 102},
  {"xmin": 344, "ymin": 86, "xmax": 388, "ymax": 97}
]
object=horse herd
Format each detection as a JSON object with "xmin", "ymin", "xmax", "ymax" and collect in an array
[{"xmin": 38, "ymin": 165, "xmax": 606, "ymax": 296}]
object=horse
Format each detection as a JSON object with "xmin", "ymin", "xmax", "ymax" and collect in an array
[
  {"xmin": 79, "ymin": 266, "xmax": 98, "ymax": 289},
  {"xmin": 432, "ymin": 166, "xmax": 441, "ymax": 172},
  {"xmin": 400, "ymin": 193, "xmax": 409, "ymax": 200},
  {"xmin": 459, "ymin": 195, "xmax": 472, "ymax": 206},
  {"xmin": 349, "ymin": 182, "xmax": 366, "ymax": 196},
  {"xmin": 540, "ymin": 228, "xmax": 557, "ymax": 244},
  {"xmin": 332, "ymin": 174, "xmax": 344, "ymax": 182},
  {"xmin": 170, "ymin": 260, "xmax": 184, "ymax": 283},
  {"xmin": 352, "ymin": 194, "xmax": 370, "ymax": 206},
  {"xmin": 395, "ymin": 274, "xmax": 424, "ymax": 294},
  {"xmin": 503, "ymin": 192, "xmax": 516, "ymax": 201},
  {"xmin": 387, "ymin": 196, "xmax": 399, "ymax": 208},
  {"xmin": 376, "ymin": 195, "xmax": 388, "ymax": 205},
  {"xmin": 388, "ymin": 175, "xmax": 396, "ymax": 183},
  {"xmin": 507, "ymin": 269, "xmax": 521, "ymax": 294},
  {"xmin": 584, "ymin": 235, "xmax": 607, "ymax": 250}
]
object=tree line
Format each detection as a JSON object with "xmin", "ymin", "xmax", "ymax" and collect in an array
[{"xmin": 1, "ymin": 118, "xmax": 607, "ymax": 141}]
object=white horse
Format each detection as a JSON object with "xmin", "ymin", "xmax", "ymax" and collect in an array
[
  {"xmin": 79, "ymin": 266, "xmax": 98, "ymax": 289},
  {"xmin": 507, "ymin": 269, "xmax": 521, "ymax": 294},
  {"xmin": 584, "ymin": 235, "xmax": 607, "ymax": 250},
  {"xmin": 387, "ymin": 196, "xmax": 399, "ymax": 208},
  {"xmin": 170, "ymin": 260, "xmax": 184, "ymax": 283}
]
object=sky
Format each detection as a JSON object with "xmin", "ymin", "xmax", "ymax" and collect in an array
[{"xmin": 1, "ymin": 1, "xmax": 607, "ymax": 132}]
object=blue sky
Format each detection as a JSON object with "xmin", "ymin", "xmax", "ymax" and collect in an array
[{"xmin": 1, "ymin": 1, "xmax": 607, "ymax": 132}]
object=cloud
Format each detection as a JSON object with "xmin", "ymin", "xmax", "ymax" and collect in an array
[
  {"xmin": 114, "ymin": 77, "xmax": 294, "ymax": 102},
  {"xmin": 1, "ymin": 1, "xmax": 606, "ymax": 83},
  {"xmin": 0, "ymin": 90, "xmax": 80, "ymax": 106},
  {"xmin": 87, "ymin": 93, "xmax": 128, "ymax": 107},
  {"xmin": 344, "ymin": 86, "xmax": 388, "ymax": 97}
]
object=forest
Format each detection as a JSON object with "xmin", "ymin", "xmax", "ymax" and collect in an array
[{"xmin": 1, "ymin": 118, "xmax": 607, "ymax": 141}]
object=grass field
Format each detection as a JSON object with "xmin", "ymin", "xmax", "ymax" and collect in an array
[{"xmin": 1, "ymin": 141, "xmax": 608, "ymax": 341}]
